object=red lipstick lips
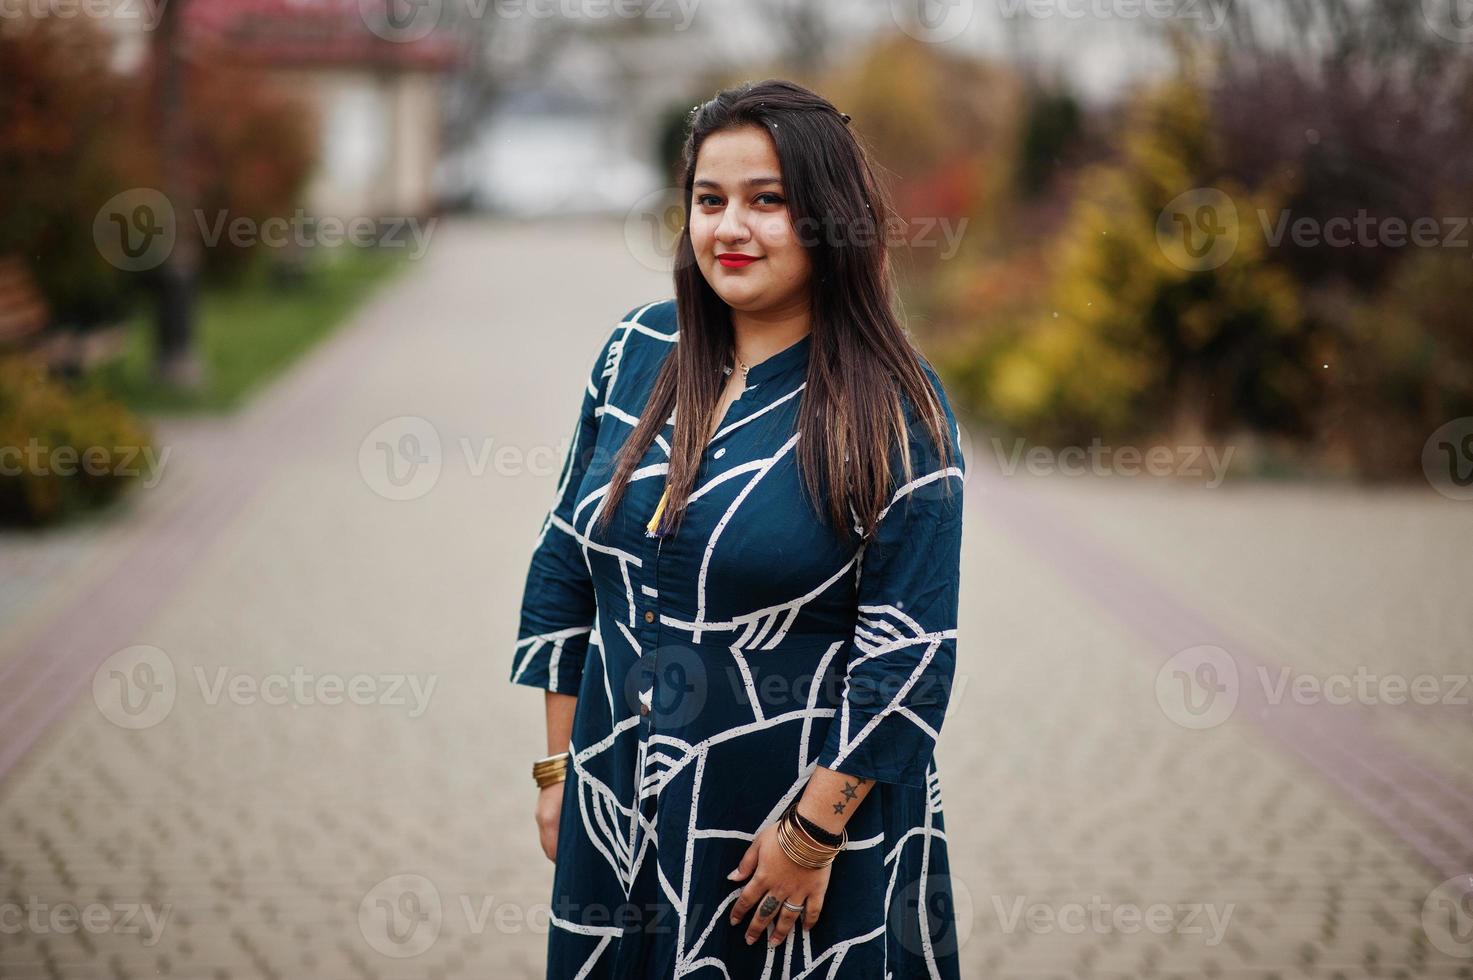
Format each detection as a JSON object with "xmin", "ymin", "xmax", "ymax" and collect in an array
[{"xmin": 717, "ymin": 253, "xmax": 759, "ymax": 268}]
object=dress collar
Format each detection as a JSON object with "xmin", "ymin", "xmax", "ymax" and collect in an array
[{"xmin": 742, "ymin": 332, "xmax": 812, "ymax": 386}]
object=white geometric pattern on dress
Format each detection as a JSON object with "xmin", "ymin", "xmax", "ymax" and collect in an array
[{"xmin": 513, "ymin": 299, "xmax": 965, "ymax": 978}]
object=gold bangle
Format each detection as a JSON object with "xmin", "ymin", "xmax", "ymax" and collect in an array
[
  {"xmin": 533, "ymin": 752, "xmax": 569, "ymax": 788},
  {"xmin": 777, "ymin": 816, "xmax": 837, "ymax": 869},
  {"xmin": 776, "ymin": 802, "xmax": 844, "ymax": 869}
]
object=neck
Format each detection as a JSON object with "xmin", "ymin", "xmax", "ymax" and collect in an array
[{"xmin": 731, "ymin": 297, "xmax": 811, "ymax": 366}]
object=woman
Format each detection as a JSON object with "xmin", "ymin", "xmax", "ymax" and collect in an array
[{"xmin": 510, "ymin": 78, "xmax": 966, "ymax": 979}]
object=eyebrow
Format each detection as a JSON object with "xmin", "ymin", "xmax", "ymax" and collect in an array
[{"xmin": 692, "ymin": 176, "xmax": 783, "ymax": 189}]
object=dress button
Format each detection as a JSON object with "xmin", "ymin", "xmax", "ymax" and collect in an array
[{"xmin": 644, "ymin": 610, "xmax": 655, "ymax": 623}]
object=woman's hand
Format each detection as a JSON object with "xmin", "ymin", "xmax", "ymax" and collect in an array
[
  {"xmin": 535, "ymin": 782, "xmax": 564, "ymax": 862},
  {"xmin": 727, "ymin": 821, "xmax": 832, "ymax": 947}
]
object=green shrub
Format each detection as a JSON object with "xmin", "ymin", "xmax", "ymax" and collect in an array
[
  {"xmin": 0, "ymin": 354, "xmax": 154, "ymax": 526},
  {"xmin": 951, "ymin": 76, "xmax": 1312, "ymax": 448}
]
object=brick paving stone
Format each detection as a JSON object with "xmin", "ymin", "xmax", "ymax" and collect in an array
[{"xmin": 0, "ymin": 220, "xmax": 1469, "ymax": 979}]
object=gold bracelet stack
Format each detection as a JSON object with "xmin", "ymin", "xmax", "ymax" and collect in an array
[
  {"xmin": 776, "ymin": 800, "xmax": 846, "ymax": 869},
  {"xmin": 532, "ymin": 751, "xmax": 569, "ymax": 788}
]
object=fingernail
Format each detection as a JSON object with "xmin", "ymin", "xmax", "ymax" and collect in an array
[
  {"xmin": 745, "ymin": 935, "xmax": 754, "ymax": 945},
  {"xmin": 727, "ymin": 868, "xmax": 740, "ymax": 879}
]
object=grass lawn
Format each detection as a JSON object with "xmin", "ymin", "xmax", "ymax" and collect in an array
[{"xmin": 85, "ymin": 246, "xmax": 408, "ymax": 414}]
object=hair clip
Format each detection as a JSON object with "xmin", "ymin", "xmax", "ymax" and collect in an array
[{"xmin": 840, "ymin": 112, "xmax": 852, "ymax": 125}]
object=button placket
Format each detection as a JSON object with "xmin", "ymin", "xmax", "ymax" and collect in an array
[{"xmin": 637, "ymin": 529, "xmax": 663, "ymax": 725}]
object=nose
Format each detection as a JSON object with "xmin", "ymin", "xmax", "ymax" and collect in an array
[{"xmin": 714, "ymin": 202, "xmax": 752, "ymax": 246}]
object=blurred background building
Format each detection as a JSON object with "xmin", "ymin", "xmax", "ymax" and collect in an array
[{"xmin": 101, "ymin": 0, "xmax": 458, "ymax": 218}]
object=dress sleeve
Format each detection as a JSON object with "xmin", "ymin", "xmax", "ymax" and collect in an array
[
  {"xmin": 813, "ymin": 372, "xmax": 966, "ymax": 789},
  {"xmin": 507, "ymin": 311, "xmax": 630, "ymax": 694}
]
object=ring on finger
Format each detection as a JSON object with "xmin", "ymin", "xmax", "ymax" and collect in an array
[{"xmin": 781, "ymin": 899, "xmax": 805, "ymax": 913}]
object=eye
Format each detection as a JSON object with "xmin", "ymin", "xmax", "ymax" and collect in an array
[
  {"xmin": 756, "ymin": 192, "xmax": 785, "ymax": 205},
  {"xmin": 695, "ymin": 193, "xmax": 722, "ymax": 207}
]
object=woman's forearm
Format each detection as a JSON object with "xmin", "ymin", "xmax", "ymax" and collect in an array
[
  {"xmin": 544, "ymin": 691, "xmax": 577, "ymax": 755},
  {"xmin": 794, "ymin": 766, "xmax": 875, "ymax": 836}
]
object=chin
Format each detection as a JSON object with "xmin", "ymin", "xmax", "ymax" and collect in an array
[{"xmin": 714, "ymin": 283, "xmax": 767, "ymax": 310}]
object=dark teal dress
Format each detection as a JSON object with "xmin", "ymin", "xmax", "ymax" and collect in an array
[{"xmin": 510, "ymin": 298, "xmax": 966, "ymax": 979}]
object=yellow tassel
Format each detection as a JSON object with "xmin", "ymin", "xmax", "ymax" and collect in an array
[{"xmin": 646, "ymin": 484, "xmax": 670, "ymax": 536}]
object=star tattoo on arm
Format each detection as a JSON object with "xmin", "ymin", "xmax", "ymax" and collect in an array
[{"xmin": 831, "ymin": 776, "xmax": 867, "ymax": 816}]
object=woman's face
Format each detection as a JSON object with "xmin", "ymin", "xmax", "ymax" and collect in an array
[{"xmin": 689, "ymin": 124, "xmax": 812, "ymax": 314}]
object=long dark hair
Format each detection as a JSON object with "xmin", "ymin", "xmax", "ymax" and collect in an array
[{"xmin": 597, "ymin": 78, "xmax": 953, "ymax": 543}]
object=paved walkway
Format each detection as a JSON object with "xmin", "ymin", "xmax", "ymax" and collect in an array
[{"xmin": 0, "ymin": 219, "xmax": 1470, "ymax": 979}]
